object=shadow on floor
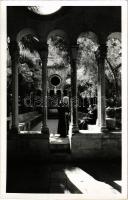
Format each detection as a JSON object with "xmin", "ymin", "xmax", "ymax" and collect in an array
[
  {"xmin": 7, "ymin": 159, "xmax": 121, "ymax": 194},
  {"xmin": 77, "ymin": 161, "xmax": 121, "ymax": 192}
]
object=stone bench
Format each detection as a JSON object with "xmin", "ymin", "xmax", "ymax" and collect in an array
[
  {"xmin": 19, "ymin": 112, "xmax": 42, "ymax": 131},
  {"xmin": 7, "ymin": 111, "xmax": 42, "ymax": 132}
]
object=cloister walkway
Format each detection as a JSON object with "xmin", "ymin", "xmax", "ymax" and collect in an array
[
  {"xmin": 7, "ymin": 158, "xmax": 121, "ymax": 196},
  {"xmin": 31, "ymin": 119, "xmax": 70, "ymax": 153},
  {"xmin": 7, "ymin": 118, "xmax": 121, "ymax": 196}
]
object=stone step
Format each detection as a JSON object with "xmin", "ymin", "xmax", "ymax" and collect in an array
[
  {"xmin": 87, "ymin": 124, "xmax": 100, "ymax": 132},
  {"xmin": 50, "ymin": 144, "xmax": 70, "ymax": 153},
  {"xmin": 50, "ymin": 133, "xmax": 71, "ymax": 154},
  {"xmin": 50, "ymin": 152, "xmax": 71, "ymax": 162}
]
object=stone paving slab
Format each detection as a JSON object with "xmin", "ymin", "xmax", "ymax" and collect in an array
[{"xmin": 7, "ymin": 158, "xmax": 121, "ymax": 196}]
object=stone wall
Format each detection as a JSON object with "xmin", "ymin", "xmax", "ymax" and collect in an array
[
  {"xmin": 71, "ymin": 132, "xmax": 121, "ymax": 161},
  {"xmin": 7, "ymin": 134, "xmax": 50, "ymax": 162},
  {"xmin": 7, "ymin": 131, "xmax": 121, "ymax": 162}
]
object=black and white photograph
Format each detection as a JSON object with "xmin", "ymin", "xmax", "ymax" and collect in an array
[{"xmin": 0, "ymin": 1, "xmax": 128, "ymax": 199}]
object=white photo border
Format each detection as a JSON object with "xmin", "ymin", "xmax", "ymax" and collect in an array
[{"xmin": 0, "ymin": 1, "xmax": 127, "ymax": 199}]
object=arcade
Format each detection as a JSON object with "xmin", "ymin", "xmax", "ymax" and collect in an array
[{"xmin": 6, "ymin": 6, "xmax": 122, "ymax": 194}]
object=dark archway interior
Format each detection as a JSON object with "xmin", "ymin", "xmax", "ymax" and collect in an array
[{"xmin": 7, "ymin": 6, "xmax": 121, "ymax": 42}]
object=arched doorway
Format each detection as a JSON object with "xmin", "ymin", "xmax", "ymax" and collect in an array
[
  {"xmin": 46, "ymin": 29, "xmax": 71, "ymax": 137},
  {"xmin": 77, "ymin": 32, "xmax": 99, "ymax": 131},
  {"xmin": 105, "ymin": 32, "xmax": 121, "ymax": 130}
]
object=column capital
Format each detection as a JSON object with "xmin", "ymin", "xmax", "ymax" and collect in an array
[
  {"xmin": 99, "ymin": 43, "xmax": 107, "ymax": 58},
  {"xmin": 95, "ymin": 43, "xmax": 107, "ymax": 64},
  {"xmin": 38, "ymin": 42, "xmax": 48, "ymax": 53},
  {"xmin": 70, "ymin": 44, "xmax": 79, "ymax": 50},
  {"xmin": 69, "ymin": 44, "xmax": 79, "ymax": 64},
  {"xmin": 70, "ymin": 44, "xmax": 79, "ymax": 48},
  {"xmin": 40, "ymin": 42, "xmax": 48, "ymax": 50},
  {"xmin": 39, "ymin": 43, "xmax": 48, "ymax": 61}
]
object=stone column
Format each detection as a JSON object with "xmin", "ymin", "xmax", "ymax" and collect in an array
[
  {"xmin": 70, "ymin": 46, "xmax": 79, "ymax": 134},
  {"xmin": 9, "ymin": 41, "xmax": 20, "ymax": 134},
  {"xmin": 96, "ymin": 43, "xmax": 107, "ymax": 132},
  {"xmin": 40, "ymin": 44, "xmax": 49, "ymax": 135}
]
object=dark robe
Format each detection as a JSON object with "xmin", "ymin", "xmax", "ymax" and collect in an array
[{"xmin": 58, "ymin": 105, "xmax": 69, "ymax": 137}]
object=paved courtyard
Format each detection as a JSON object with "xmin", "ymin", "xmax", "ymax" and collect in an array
[
  {"xmin": 7, "ymin": 119, "xmax": 121, "ymax": 196},
  {"xmin": 7, "ymin": 159, "xmax": 121, "ymax": 197}
]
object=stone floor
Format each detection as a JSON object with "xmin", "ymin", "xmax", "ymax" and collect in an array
[
  {"xmin": 7, "ymin": 159, "xmax": 121, "ymax": 197},
  {"xmin": 32, "ymin": 119, "xmax": 70, "ymax": 153},
  {"xmin": 32, "ymin": 119, "xmax": 58, "ymax": 134},
  {"xmin": 7, "ymin": 119, "xmax": 122, "ymax": 197}
]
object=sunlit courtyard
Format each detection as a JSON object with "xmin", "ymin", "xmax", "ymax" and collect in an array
[
  {"xmin": 6, "ymin": 5, "xmax": 122, "ymax": 197},
  {"xmin": 7, "ymin": 160, "xmax": 121, "ymax": 196}
]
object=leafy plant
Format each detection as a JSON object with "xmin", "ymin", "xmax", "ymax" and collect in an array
[
  {"xmin": 106, "ymin": 33, "xmax": 121, "ymax": 106},
  {"xmin": 47, "ymin": 35, "xmax": 70, "ymax": 67},
  {"xmin": 77, "ymin": 32, "xmax": 99, "ymax": 98}
]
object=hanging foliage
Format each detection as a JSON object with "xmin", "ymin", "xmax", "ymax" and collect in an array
[
  {"xmin": 106, "ymin": 33, "xmax": 121, "ymax": 106},
  {"xmin": 47, "ymin": 35, "xmax": 70, "ymax": 67},
  {"xmin": 19, "ymin": 34, "xmax": 39, "ymax": 53},
  {"xmin": 18, "ymin": 34, "xmax": 42, "ymax": 90},
  {"xmin": 106, "ymin": 38, "xmax": 121, "ymax": 69},
  {"xmin": 7, "ymin": 34, "xmax": 42, "ymax": 92},
  {"xmin": 77, "ymin": 32, "xmax": 99, "ymax": 98}
]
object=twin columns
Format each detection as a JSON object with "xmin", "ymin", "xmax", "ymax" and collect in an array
[{"xmin": 9, "ymin": 41, "xmax": 107, "ymax": 135}]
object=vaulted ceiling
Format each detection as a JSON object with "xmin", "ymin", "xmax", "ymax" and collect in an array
[{"xmin": 7, "ymin": 6, "xmax": 121, "ymax": 43}]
